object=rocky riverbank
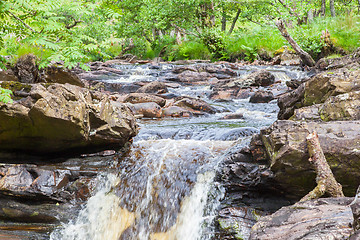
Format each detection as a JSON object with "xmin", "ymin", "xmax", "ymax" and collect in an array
[
  {"xmin": 0, "ymin": 49, "xmax": 359, "ymax": 239},
  {"xmin": 216, "ymin": 49, "xmax": 360, "ymax": 239}
]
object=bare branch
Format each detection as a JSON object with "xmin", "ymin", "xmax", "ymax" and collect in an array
[{"xmin": 7, "ymin": 10, "xmax": 38, "ymax": 33}]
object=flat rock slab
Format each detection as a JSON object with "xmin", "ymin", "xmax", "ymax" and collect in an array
[{"xmin": 250, "ymin": 197, "xmax": 354, "ymax": 240}]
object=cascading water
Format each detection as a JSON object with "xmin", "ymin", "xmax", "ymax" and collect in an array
[{"xmin": 50, "ymin": 63, "xmax": 307, "ymax": 240}]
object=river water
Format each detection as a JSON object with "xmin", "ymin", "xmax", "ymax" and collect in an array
[{"xmin": 50, "ymin": 63, "xmax": 306, "ymax": 240}]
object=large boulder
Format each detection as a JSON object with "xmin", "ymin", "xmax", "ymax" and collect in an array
[
  {"xmin": 250, "ymin": 197, "xmax": 354, "ymax": 240},
  {"xmin": 0, "ymin": 83, "xmax": 137, "ymax": 154},
  {"xmin": 278, "ymin": 67, "xmax": 360, "ymax": 120},
  {"xmin": 257, "ymin": 120, "xmax": 360, "ymax": 197},
  {"xmin": 41, "ymin": 66, "xmax": 85, "ymax": 87}
]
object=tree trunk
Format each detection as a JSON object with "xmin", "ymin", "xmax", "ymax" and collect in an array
[
  {"xmin": 228, "ymin": 8, "xmax": 241, "ymax": 35},
  {"xmin": 300, "ymin": 131, "xmax": 345, "ymax": 202},
  {"xmin": 358, "ymin": 0, "xmax": 360, "ymax": 13},
  {"xmin": 321, "ymin": 0, "xmax": 326, "ymax": 16},
  {"xmin": 307, "ymin": 9, "xmax": 314, "ymax": 23},
  {"xmin": 176, "ymin": 29, "xmax": 182, "ymax": 45},
  {"xmin": 330, "ymin": 0, "xmax": 336, "ymax": 17},
  {"xmin": 221, "ymin": 9, "xmax": 226, "ymax": 32},
  {"xmin": 275, "ymin": 19, "xmax": 315, "ymax": 67}
]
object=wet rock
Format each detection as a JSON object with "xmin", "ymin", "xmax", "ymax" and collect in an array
[
  {"xmin": 0, "ymin": 83, "xmax": 137, "ymax": 154},
  {"xmin": 174, "ymin": 96, "xmax": 216, "ymax": 113},
  {"xmin": 177, "ymin": 71, "xmax": 213, "ymax": 84},
  {"xmin": 285, "ymin": 79, "xmax": 301, "ymax": 89},
  {"xmin": 201, "ymin": 65, "xmax": 237, "ymax": 77},
  {"xmin": 250, "ymin": 197, "xmax": 353, "ymax": 240},
  {"xmin": 216, "ymin": 142, "xmax": 291, "ymax": 240},
  {"xmin": 217, "ymin": 207, "xmax": 262, "ymax": 240},
  {"xmin": 123, "ymin": 93, "xmax": 166, "ymax": 107},
  {"xmin": 12, "ymin": 54, "xmax": 40, "ymax": 83},
  {"xmin": 251, "ymin": 70, "xmax": 275, "ymax": 87},
  {"xmin": 161, "ymin": 106, "xmax": 192, "ymax": 118},
  {"xmin": 216, "ymin": 127, "xmax": 260, "ymax": 141},
  {"xmin": 210, "ymin": 79, "xmax": 241, "ymax": 101},
  {"xmin": 258, "ymin": 120, "xmax": 360, "ymax": 197},
  {"xmin": 41, "ymin": 66, "xmax": 85, "ymax": 87},
  {"xmin": 136, "ymin": 81, "xmax": 168, "ymax": 94},
  {"xmin": 236, "ymin": 89, "xmax": 252, "ymax": 99},
  {"xmin": 0, "ymin": 198, "xmax": 77, "ymax": 223},
  {"xmin": 172, "ymin": 65, "xmax": 198, "ymax": 74},
  {"xmin": 128, "ymin": 102, "xmax": 162, "ymax": 118},
  {"xmin": 277, "ymin": 83, "xmax": 305, "ymax": 120},
  {"xmin": 249, "ymin": 90, "xmax": 274, "ymax": 103},
  {"xmin": 0, "ymin": 165, "xmax": 71, "ymax": 201},
  {"xmin": 210, "ymin": 90, "xmax": 235, "ymax": 101},
  {"xmin": 220, "ymin": 113, "xmax": 244, "ymax": 120},
  {"xmin": 157, "ymin": 93, "xmax": 179, "ymax": 100}
]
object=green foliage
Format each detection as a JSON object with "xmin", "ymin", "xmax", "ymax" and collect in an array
[
  {"xmin": 201, "ymin": 29, "xmax": 228, "ymax": 60},
  {"xmin": 177, "ymin": 41, "xmax": 211, "ymax": 60},
  {"xmin": 0, "ymin": 87, "xmax": 13, "ymax": 104},
  {"xmin": 0, "ymin": 0, "xmax": 359, "ymax": 66}
]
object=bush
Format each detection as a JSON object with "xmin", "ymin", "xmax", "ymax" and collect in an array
[{"xmin": 0, "ymin": 87, "xmax": 13, "ymax": 104}]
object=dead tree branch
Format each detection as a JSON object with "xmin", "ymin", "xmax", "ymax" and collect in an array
[
  {"xmin": 300, "ymin": 131, "xmax": 345, "ymax": 202},
  {"xmin": 275, "ymin": 19, "xmax": 315, "ymax": 67},
  {"xmin": 7, "ymin": 10, "xmax": 38, "ymax": 33}
]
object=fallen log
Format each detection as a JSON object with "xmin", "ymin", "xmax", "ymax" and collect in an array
[
  {"xmin": 275, "ymin": 19, "xmax": 315, "ymax": 67},
  {"xmin": 300, "ymin": 131, "xmax": 344, "ymax": 202}
]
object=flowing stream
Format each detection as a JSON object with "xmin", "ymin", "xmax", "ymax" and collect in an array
[{"xmin": 50, "ymin": 63, "xmax": 306, "ymax": 240}]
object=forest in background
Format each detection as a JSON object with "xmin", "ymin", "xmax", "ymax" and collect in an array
[{"xmin": 0, "ymin": 0, "xmax": 360, "ymax": 70}]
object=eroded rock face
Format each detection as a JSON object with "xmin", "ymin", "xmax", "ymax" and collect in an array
[
  {"xmin": 258, "ymin": 120, "xmax": 360, "ymax": 197},
  {"xmin": 250, "ymin": 197, "xmax": 354, "ymax": 240},
  {"xmin": 0, "ymin": 82, "xmax": 137, "ymax": 154}
]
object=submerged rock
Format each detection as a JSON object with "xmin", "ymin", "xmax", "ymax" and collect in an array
[
  {"xmin": 250, "ymin": 197, "xmax": 354, "ymax": 240},
  {"xmin": 0, "ymin": 83, "xmax": 137, "ymax": 154}
]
